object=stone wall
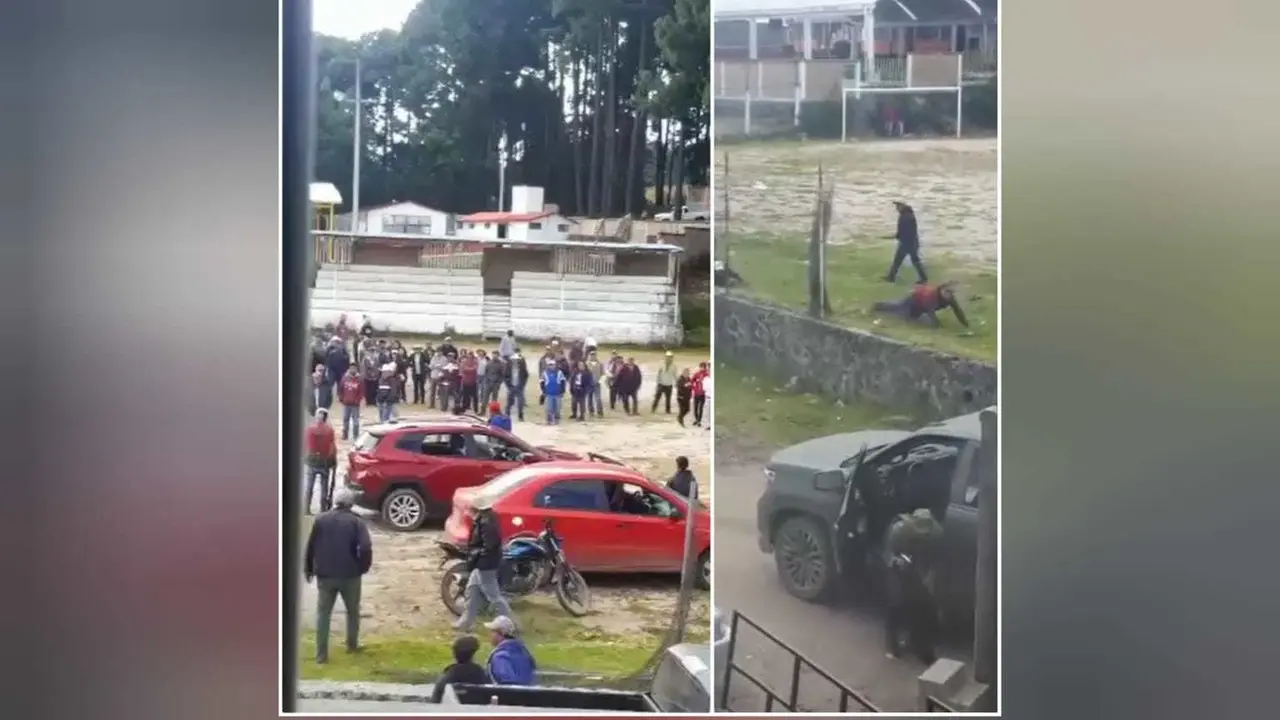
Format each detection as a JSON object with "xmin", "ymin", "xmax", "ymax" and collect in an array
[{"xmin": 716, "ymin": 295, "xmax": 996, "ymax": 420}]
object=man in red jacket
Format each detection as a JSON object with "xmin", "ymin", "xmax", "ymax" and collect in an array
[
  {"xmin": 873, "ymin": 281, "xmax": 969, "ymax": 329},
  {"xmin": 337, "ymin": 366, "xmax": 364, "ymax": 441},
  {"xmin": 306, "ymin": 408, "xmax": 338, "ymax": 514},
  {"xmin": 690, "ymin": 362, "xmax": 709, "ymax": 427}
]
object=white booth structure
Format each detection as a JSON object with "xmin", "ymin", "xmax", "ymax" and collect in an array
[{"xmin": 309, "ymin": 232, "xmax": 685, "ymax": 346}]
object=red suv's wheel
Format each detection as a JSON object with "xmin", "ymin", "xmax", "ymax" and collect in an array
[{"xmin": 381, "ymin": 488, "xmax": 427, "ymax": 531}]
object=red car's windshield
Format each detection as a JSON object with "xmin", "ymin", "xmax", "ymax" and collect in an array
[{"xmin": 470, "ymin": 465, "xmax": 544, "ymax": 506}]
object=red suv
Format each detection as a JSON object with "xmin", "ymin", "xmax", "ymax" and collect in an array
[{"xmin": 345, "ymin": 417, "xmax": 607, "ymax": 531}]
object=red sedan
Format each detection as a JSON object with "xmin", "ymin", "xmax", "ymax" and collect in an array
[
  {"xmin": 344, "ymin": 417, "xmax": 618, "ymax": 531},
  {"xmin": 444, "ymin": 462, "xmax": 711, "ymax": 588}
]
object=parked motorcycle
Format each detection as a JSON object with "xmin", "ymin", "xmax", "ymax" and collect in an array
[{"xmin": 438, "ymin": 519, "xmax": 591, "ymax": 617}]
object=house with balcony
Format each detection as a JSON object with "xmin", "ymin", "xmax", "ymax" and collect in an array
[{"xmin": 715, "ymin": 0, "xmax": 997, "ymax": 107}]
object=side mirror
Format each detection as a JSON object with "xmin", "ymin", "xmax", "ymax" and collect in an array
[{"xmin": 814, "ymin": 469, "xmax": 847, "ymax": 492}]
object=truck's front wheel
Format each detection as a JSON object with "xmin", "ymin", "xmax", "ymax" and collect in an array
[{"xmin": 773, "ymin": 515, "xmax": 834, "ymax": 602}]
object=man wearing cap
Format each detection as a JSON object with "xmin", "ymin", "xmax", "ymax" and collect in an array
[
  {"xmin": 305, "ymin": 487, "xmax": 373, "ymax": 664},
  {"xmin": 454, "ymin": 499, "xmax": 514, "ymax": 631},
  {"xmin": 504, "ymin": 351, "xmax": 529, "ymax": 421},
  {"xmin": 585, "ymin": 351, "xmax": 605, "ymax": 418},
  {"xmin": 884, "ymin": 201, "xmax": 928, "ymax": 284},
  {"xmin": 438, "ymin": 335, "xmax": 457, "ymax": 359},
  {"xmin": 652, "ymin": 351, "xmax": 678, "ymax": 414},
  {"xmin": 305, "ymin": 408, "xmax": 337, "ymax": 513},
  {"xmin": 484, "ymin": 616, "xmax": 537, "ymax": 686},
  {"xmin": 882, "ymin": 508, "xmax": 944, "ymax": 664}
]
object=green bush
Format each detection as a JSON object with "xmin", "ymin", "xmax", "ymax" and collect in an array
[{"xmin": 681, "ymin": 295, "xmax": 710, "ymax": 347}]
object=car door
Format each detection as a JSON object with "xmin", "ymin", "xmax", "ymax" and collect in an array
[
  {"xmin": 940, "ymin": 441, "xmax": 980, "ymax": 620},
  {"xmin": 418, "ymin": 432, "xmax": 487, "ymax": 507},
  {"xmin": 526, "ymin": 478, "xmax": 612, "ymax": 570},
  {"xmin": 470, "ymin": 429, "xmax": 523, "ymax": 481},
  {"xmin": 619, "ymin": 483, "xmax": 690, "ymax": 572}
]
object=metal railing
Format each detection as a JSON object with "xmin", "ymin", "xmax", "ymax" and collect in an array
[{"xmin": 718, "ymin": 610, "xmax": 880, "ymax": 713}]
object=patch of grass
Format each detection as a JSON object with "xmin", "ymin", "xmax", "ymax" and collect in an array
[
  {"xmin": 299, "ymin": 600, "xmax": 662, "ymax": 683},
  {"xmin": 713, "ymin": 360, "xmax": 919, "ymax": 451},
  {"xmin": 722, "ymin": 231, "xmax": 997, "ymax": 361}
]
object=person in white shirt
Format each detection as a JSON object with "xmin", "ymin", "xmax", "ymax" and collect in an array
[{"xmin": 701, "ymin": 372, "xmax": 713, "ymax": 430}]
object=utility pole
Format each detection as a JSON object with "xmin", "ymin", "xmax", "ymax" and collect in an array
[
  {"xmin": 497, "ymin": 133, "xmax": 506, "ymax": 212},
  {"xmin": 972, "ymin": 408, "xmax": 998, "ymax": 688},
  {"xmin": 672, "ymin": 479, "xmax": 699, "ymax": 643},
  {"xmin": 350, "ymin": 55, "xmax": 362, "ymax": 232}
]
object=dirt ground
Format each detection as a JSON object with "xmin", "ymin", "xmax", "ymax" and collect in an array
[
  {"xmin": 298, "ymin": 346, "xmax": 711, "ymax": 639},
  {"xmin": 716, "ymin": 138, "xmax": 997, "ymax": 268}
]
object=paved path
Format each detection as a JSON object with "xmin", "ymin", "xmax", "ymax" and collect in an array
[{"xmin": 715, "ymin": 457, "xmax": 971, "ymax": 713}]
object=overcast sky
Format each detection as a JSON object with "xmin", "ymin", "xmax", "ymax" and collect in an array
[{"xmin": 312, "ymin": 0, "xmax": 419, "ymax": 39}]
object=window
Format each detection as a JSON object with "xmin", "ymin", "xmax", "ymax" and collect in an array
[
  {"xmin": 353, "ymin": 431, "xmax": 382, "ymax": 452},
  {"xmin": 534, "ymin": 479, "xmax": 610, "ymax": 511},
  {"xmin": 529, "ymin": 222, "xmax": 543, "ymax": 230},
  {"xmin": 484, "ymin": 223, "xmax": 492, "ymax": 229},
  {"xmin": 557, "ymin": 223, "xmax": 570, "ymax": 232},
  {"xmin": 471, "ymin": 432, "xmax": 525, "ymax": 461},
  {"xmin": 606, "ymin": 482, "xmax": 677, "ymax": 518},
  {"xmin": 393, "ymin": 431, "xmax": 428, "ymax": 453},
  {"xmin": 915, "ymin": 26, "xmax": 943, "ymax": 41},
  {"xmin": 420, "ymin": 432, "xmax": 469, "ymax": 457},
  {"xmin": 381, "ymin": 214, "xmax": 432, "ymax": 235}
]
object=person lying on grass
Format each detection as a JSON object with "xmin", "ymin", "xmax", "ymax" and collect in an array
[{"xmin": 872, "ymin": 281, "xmax": 970, "ymax": 329}]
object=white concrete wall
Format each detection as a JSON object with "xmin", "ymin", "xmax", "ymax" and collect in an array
[
  {"xmin": 510, "ymin": 271, "xmax": 681, "ymax": 345},
  {"xmin": 366, "ymin": 203, "xmax": 454, "ymax": 236},
  {"xmin": 512, "ymin": 216, "xmax": 573, "ymax": 244},
  {"xmin": 310, "ymin": 264, "xmax": 484, "ymax": 335}
]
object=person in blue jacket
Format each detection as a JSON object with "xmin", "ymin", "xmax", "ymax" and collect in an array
[
  {"xmin": 541, "ymin": 361, "xmax": 567, "ymax": 425},
  {"xmin": 487, "ymin": 400, "xmax": 512, "ymax": 432},
  {"xmin": 484, "ymin": 616, "xmax": 537, "ymax": 686}
]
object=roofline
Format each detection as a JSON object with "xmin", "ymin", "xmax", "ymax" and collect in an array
[{"xmin": 312, "ymin": 230, "xmax": 684, "ymax": 254}]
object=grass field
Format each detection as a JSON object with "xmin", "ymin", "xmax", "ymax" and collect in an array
[
  {"xmin": 712, "ymin": 360, "xmax": 920, "ymax": 451},
  {"xmin": 723, "ymin": 232, "xmax": 996, "ymax": 360},
  {"xmin": 714, "ymin": 138, "xmax": 998, "ymax": 362},
  {"xmin": 299, "ymin": 593, "xmax": 710, "ymax": 684}
]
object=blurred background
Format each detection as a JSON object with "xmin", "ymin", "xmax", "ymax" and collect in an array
[{"xmin": 1, "ymin": 0, "xmax": 1278, "ymax": 718}]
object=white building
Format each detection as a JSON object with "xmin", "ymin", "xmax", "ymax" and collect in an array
[
  {"xmin": 458, "ymin": 186, "xmax": 577, "ymax": 243},
  {"xmin": 336, "ymin": 201, "xmax": 457, "ymax": 236}
]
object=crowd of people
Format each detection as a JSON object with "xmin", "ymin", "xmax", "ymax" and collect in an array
[{"xmin": 305, "ymin": 318, "xmax": 713, "ymax": 433}]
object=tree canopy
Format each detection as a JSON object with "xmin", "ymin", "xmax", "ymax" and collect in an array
[{"xmin": 313, "ymin": 0, "xmax": 709, "ymax": 219}]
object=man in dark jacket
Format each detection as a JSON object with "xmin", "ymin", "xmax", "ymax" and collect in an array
[
  {"xmin": 883, "ymin": 508, "xmax": 944, "ymax": 664},
  {"xmin": 666, "ymin": 456, "xmax": 695, "ymax": 497},
  {"xmin": 304, "ymin": 488, "xmax": 373, "ymax": 664},
  {"xmin": 453, "ymin": 501, "xmax": 514, "ymax": 631},
  {"xmin": 409, "ymin": 346, "xmax": 429, "ymax": 405},
  {"xmin": 430, "ymin": 635, "xmax": 491, "ymax": 702},
  {"xmin": 504, "ymin": 352, "xmax": 529, "ymax": 421},
  {"xmin": 884, "ymin": 201, "xmax": 928, "ymax": 283},
  {"xmin": 616, "ymin": 358, "xmax": 642, "ymax": 415},
  {"xmin": 324, "ymin": 337, "xmax": 350, "ymax": 388},
  {"xmin": 484, "ymin": 352, "xmax": 507, "ymax": 404}
]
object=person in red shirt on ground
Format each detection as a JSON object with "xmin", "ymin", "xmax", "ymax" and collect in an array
[
  {"xmin": 873, "ymin": 281, "xmax": 970, "ymax": 329},
  {"xmin": 690, "ymin": 362, "xmax": 709, "ymax": 427},
  {"xmin": 337, "ymin": 366, "xmax": 364, "ymax": 441},
  {"xmin": 305, "ymin": 408, "xmax": 338, "ymax": 514}
]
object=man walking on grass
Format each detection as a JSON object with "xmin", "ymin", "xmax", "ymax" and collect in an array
[
  {"xmin": 454, "ymin": 498, "xmax": 514, "ymax": 631},
  {"xmin": 305, "ymin": 488, "xmax": 373, "ymax": 664},
  {"xmin": 884, "ymin": 201, "xmax": 928, "ymax": 284}
]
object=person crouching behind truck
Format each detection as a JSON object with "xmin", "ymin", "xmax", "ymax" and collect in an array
[{"xmin": 484, "ymin": 616, "xmax": 537, "ymax": 686}]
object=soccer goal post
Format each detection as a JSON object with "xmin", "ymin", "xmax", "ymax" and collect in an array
[{"xmin": 841, "ymin": 53, "xmax": 966, "ymax": 142}]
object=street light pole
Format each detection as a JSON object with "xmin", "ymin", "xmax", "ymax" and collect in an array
[{"xmin": 350, "ymin": 55, "xmax": 362, "ymax": 232}]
